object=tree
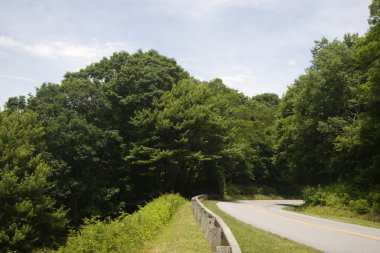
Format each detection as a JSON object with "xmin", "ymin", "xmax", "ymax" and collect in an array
[
  {"xmin": 127, "ymin": 79, "xmax": 228, "ymax": 197},
  {"xmin": 0, "ymin": 111, "xmax": 67, "ymax": 252},
  {"xmin": 63, "ymin": 50, "xmax": 189, "ymax": 140},
  {"xmin": 355, "ymin": 0, "xmax": 380, "ymax": 189},
  {"xmin": 25, "ymin": 50, "xmax": 190, "ymax": 224},
  {"xmin": 4, "ymin": 96, "xmax": 26, "ymax": 112},
  {"xmin": 127, "ymin": 78, "xmax": 281, "ymax": 197},
  {"xmin": 275, "ymin": 38, "xmax": 362, "ymax": 185},
  {"xmin": 28, "ymin": 82, "xmax": 125, "ymax": 226}
]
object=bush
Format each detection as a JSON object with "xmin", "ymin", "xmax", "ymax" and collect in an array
[
  {"xmin": 302, "ymin": 186, "xmax": 328, "ymax": 206},
  {"xmin": 53, "ymin": 194, "xmax": 186, "ymax": 253},
  {"xmin": 301, "ymin": 185, "xmax": 380, "ymax": 216},
  {"xmin": 368, "ymin": 191, "xmax": 380, "ymax": 213},
  {"xmin": 349, "ymin": 199, "xmax": 370, "ymax": 214},
  {"xmin": 303, "ymin": 185, "xmax": 353, "ymax": 207}
]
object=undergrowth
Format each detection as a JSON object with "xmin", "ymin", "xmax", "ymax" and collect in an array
[
  {"xmin": 45, "ymin": 194, "xmax": 186, "ymax": 253},
  {"xmin": 302, "ymin": 185, "xmax": 380, "ymax": 222}
]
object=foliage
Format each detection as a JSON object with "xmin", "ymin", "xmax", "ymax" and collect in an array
[
  {"xmin": 354, "ymin": 0, "xmax": 380, "ymax": 188},
  {"xmin": 23, "ymin": 50, "xmax": 189, "ymax": 225},
  {"xmin": 301, "ymin": 185, "xmax": 379, "ymax": 216},
  {"xmin": 273, "ymin": 0, "xmax": 379, "ymax": 221},
  {"xmin": 0, "ymin": 111, "xmax": 68, "ymax": 253},
  {"xmin": 1, "ymin": 49, "xmax": 281, "ymax": 250},
  {"xmin": 52, "ymin": 194, "xmax": 186, "ymax": 253},
  {"xmin": 349, "ymin": 199, "xmax": 370, "ymax": 214},
  {"xmin": 126, "ymin": 79, "xmax": 229, "ymax": 197},
  {"xmin": 127, "ymin": 78, "xmax": 280, "ymax": 197},
  {"xmin": 275, "ymin": 37, "xmax": 362, "ymax": 185}
]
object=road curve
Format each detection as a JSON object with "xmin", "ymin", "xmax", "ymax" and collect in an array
[{"xmin": 217, "ymin": 200, "xmax": 380, "ymax": 253}]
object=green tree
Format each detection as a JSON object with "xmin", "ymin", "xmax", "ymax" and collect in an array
[
  {"xmin": 355, "ymin": 0, "xmax": 380, "ymax": 189},
  {"xmin": 127, "ymin": 79, "xmax": 228, "ymax": 197},
  {"xmin": 28, "ymin": 82, "xmax": 125, "ymax": 226},
  {"xmin": 25, "ymin": 50, "xmax": 190, "ymax": 224},
  {"xmin": 0, "ymin": 111, "xmax": 67, "ymax": 252},
  {"xmin": 127, "ymin": 78, "xmax": 280, "ymax": 197},
  {"xmin": 275, "ymin": 38, "xmax": 362, "ymax": 185},
  {"xmin": 4, "ymin": 96, "xmax": 26, "ymax": 112},
  {"xmin": 64, "ymin": 50, "xmax": 189, "ymax": 139}
]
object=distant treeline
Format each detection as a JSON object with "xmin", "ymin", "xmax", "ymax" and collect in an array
[{"xmin": 1, "ymin": 0, "xmax": 379, "ymax": 252}]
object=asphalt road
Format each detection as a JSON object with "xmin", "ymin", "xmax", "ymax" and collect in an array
[{"xmin": 217, "ymin": 200, "xmax": 380, "ymax": 253}]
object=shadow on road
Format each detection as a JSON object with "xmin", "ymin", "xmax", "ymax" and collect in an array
[{"xmin": 276, "ymin": 203, "xmax": 302, "ymax": 208}]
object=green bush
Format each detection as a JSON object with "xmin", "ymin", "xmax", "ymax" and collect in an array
[
  {"xmin": 302, "ymin": 186, "xmax": 328, "ymax": 206},
  {"xmin": 368, "ymin": 191, "xmax": 380, "ymax": 213},
  {"xmin": 349, "ymin": 199, "xmax": 370, "ymax": 214},
  {"xmin": 52, "ymin": 194, "xmax": 186, "ymax": 253},
  {"xmin": 301, "ymin": 185, "xmax": 380, "ymax": 216},
  {"xmin": 303, "ymin": 185, "xmax": 358, "ymax": 207}
]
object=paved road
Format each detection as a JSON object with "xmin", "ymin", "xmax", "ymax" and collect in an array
[{"xmin": 217, "ymin": 200, "xmax": 380, "ymax": 253}]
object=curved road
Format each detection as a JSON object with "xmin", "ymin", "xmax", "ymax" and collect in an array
[{"xmin": 217, "ymin": 200, "xmax": 380, "ymax": 253}]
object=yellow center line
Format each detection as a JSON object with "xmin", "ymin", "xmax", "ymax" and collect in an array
[{"xmin": 248, "ymin": 204, "xmax": 380, "ymax": 241}]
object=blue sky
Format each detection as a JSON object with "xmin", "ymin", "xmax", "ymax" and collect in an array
[{"xmin": 0, "ymin": 0, "xmax": 372, "ymax": 108}]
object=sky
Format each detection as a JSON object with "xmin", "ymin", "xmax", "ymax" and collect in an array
[{"xmin": 0, "ymin": 0, "xmax": 372, "ymax": 108}]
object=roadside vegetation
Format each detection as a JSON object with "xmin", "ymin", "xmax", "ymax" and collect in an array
[
  {"xmin": 286, "ymin": 185, "xmax": 380, "ymax": 229},
  {"xmin": 141, "ymin": 202, "xmax": 212, "ymax": 253},
  {"xmin": 223, "ymin": 184, "xmax": 297, "ymax": 201},
  {"xmin": 47, "ymin": 194, "xmax": 186, "ymax": 253},
  {"xmin": 204, "ymin": 201, "xmax": 321, "ymax": 253}
]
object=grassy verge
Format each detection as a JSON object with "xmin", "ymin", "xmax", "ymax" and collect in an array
[
  {"xmin": 204, "ymin": 200, "xmax": 321, "ymax": 253},
  {"xmin": 141, "ymin": 202, "xmax": 213, "ymax": 253},
  {"xmin": 285, "ymin": 205, "xmax": 380, "ymax": 229},
  {"xmin": 49, "ymin": 194, "xmax": 186, "ymax": 253}
]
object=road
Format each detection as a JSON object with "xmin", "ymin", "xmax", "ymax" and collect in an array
[{"xmin": 217, "ymin": 200, "xmax": 380, "ymax": 253}]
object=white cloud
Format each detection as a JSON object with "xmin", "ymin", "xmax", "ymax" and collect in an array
[
  {"xmin": 0, "ymin": 73, "xmax": 39, "ymax": 83},
  {"xmin": 220, "ymin": 70, "xmax": 257, "ymax": 95},
  {"xmin": 0, "ymin": 36, "xmax": 127, "ymax": 62},
  {"xmin": 222, "ymin": 73, "xmax": 256, "ymax": 84}
]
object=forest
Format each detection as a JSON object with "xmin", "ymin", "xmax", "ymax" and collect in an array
[{"xmin": 0, "ymin": 0, "xmax": 379, "ymax": 252}]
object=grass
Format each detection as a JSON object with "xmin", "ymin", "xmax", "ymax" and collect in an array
[
  {"xmin": 203, "ymin": 200, "xmax": 321, "ymax": 253},
  {"xmin": 141, "ymin": 201, "xmax": 213, "ymax": 253},
  {"xmin": 285, "ymin": 205, "xmax": 380, "ymax": 229}
]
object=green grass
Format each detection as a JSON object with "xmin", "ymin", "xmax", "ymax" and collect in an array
[
  {"xmin": 285, "ymin": 205, "xmax": 380, "ymax": 229},
  {"xmin": 203, "ymin": 200, "xmax": 321, "ymax": 253},
  {"xmin": 141, "ymin": 201, "xmax": 213, "ymax": 253}
]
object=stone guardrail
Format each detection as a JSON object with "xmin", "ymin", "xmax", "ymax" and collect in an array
[{"xmin": 191, "ymin": 195, "xmax": 241, "ymax": 253}]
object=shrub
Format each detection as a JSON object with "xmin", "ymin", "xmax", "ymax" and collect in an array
[
  {"xmin": 52, "ymin": 194, "xmax": 186, "ymax": 253},
  {"xmin": 301, "ymin": 185, "xmax": 379, "ymax": 216},
  {"xmin": 302, "ymin": 186, "xmax": 328, "ymax": 206},
  {"xmin": 368, "ymin": 192, "xmax": 380, "ymax": 213},
  {"xmin": 349, "ymin": 199, "xmax": 370, "ymax": 214}
]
